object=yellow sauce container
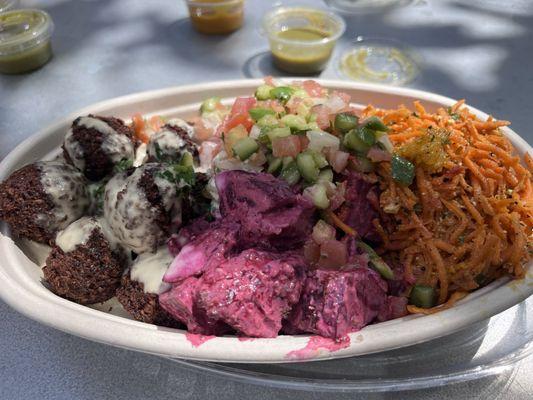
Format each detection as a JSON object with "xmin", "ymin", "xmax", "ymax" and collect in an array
[
  {"xmin": 0, "ymin": 9, "xmax": 54, "ymax": 74},
  {"xmin": 186, "ymin": 0, "xmax": 244, "ymax": 35},
  {"xmin": 262, "ymin": 7, "xmax": 345, "ymax": 74}
]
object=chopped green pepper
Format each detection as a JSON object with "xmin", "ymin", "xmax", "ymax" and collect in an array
[
  {"xmin": 391, "ymin": 154, "xmax": 415, "ymax": 186},
  {"xmin": 362, "ymin": 116, "xmax": 389, "ymax": 132},
  {"xmin": 232, "ymin": 137, "xmax": 259, "ymax": 161},
  {"xmin": 249, "ymin": 107, "xmax": 275, "ymax": 121},
  {"xmin": 270, "ymin": 86, "xmax": 294, "ymax": 104},
  {"xmin": 343, "ymin": 126, "xmax": 376, "ymax": 154},
  {"xmin": 334, "ymin": 113, "xmax": 359, "ymax": 133},
  {"xmin": 409, "ymin": 285, "xmax": 436, "ymax": 308}
]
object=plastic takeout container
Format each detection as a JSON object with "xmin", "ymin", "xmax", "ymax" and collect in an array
[
  {"xmin": 185, "ymin": 0, "xmax": 245, "ymax": 35},
  {"xmin": 0, "ymin": 9, "xmax": 54, "ymax": 74},
  {"xmin": 262, "ymin": 7, "xmax": 345, "ymax": 74}
]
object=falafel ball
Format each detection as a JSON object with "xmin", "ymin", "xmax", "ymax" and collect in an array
[
  {"xmin": 63, "ymin": 114, "xmax": 135, "ymax": 181},
  {"xmin": 104, "ymin": 163, "xmax": 182, "ymax": 253},
  {"xmin": 116, "ymin": 247, "xmax": 181, "ymax": 328},
  {"xmin": 0, "ymin": 161, "xmax": 90, "ymax": 244},
  {"xmin": 43, "ymin": 217, "xmax": 125, "ymax": 305},
  {"xmin": 146, "ymin": 119, "xmax": 198, "ymax": 163}
]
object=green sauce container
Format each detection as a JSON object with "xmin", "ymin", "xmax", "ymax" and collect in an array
[{"xmin": 0, "ymin": 9, "xmax": 54, "ymax": 74}]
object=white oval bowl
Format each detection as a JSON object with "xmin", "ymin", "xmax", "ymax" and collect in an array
[{"xmin": 0, "ymin": 79, "xmax": 531, "ymax": 363}]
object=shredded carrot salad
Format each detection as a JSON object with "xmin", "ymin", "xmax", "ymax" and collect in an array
[{"xmin": 363, "ymin": 101, "xmax": 533, "ymax": 311}]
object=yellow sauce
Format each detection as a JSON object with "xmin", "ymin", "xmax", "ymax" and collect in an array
[
  {"xmin": 270, "ymin": 27, "xmax": 333, "ymax": 74},
  {"xmin": 340, "ymin": 46, "xmax": 417, "ymax": 84},
  {"xmin": 187, "ymin": 0, "xmax": 244, "ymax": 35}
]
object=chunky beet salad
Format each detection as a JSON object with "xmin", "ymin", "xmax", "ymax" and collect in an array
[{"xmin": 0, "ymin": 79, "xmax": 425, "ymax": 340}]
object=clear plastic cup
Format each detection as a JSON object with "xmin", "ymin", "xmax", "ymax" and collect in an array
[
  {"xmin": 185, "ymin": 0, "xmax": 245, "ymax": 35},
  {"xmin": 0, "ymin": 9, "xmax": 54, "ymax": 74},
  {"xmin": 262, "ymin": 6, "xmax": 345, "ymax": 74}
]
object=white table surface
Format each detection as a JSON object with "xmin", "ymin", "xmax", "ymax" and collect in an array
[{"xmin": 1, "ymin": 0, "xmax": 532, "ymax": 399}]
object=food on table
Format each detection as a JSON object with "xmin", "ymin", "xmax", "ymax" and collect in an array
[
  {"xmin": 116, "ymin": 247, "xmax": 181, "ymax": 327},
  {"xmin": 103, "ymin": 163, "xmax": 185, "ymax": 254},
  {"xmin": 186, "ymin": 0, "xmax": 244, "ymax": 35},
  {"xmin": 0, "ymin": 9, "xmax": 54, "ymax": 74},
  {"xmin": 0, "ymin": 78, "xmax": 531, "ymax": 341},
  {"xmin": 63, "ymin": 115, "xmax": 136, "ymax": 181},
  {"xmin": 262, "ymin": 7, "xmax": 345, "ymax": 74},
  {"xmin": 43, "ymin": 217, "xmax": 125, "ymax": 305},
  {"xmin": 0, "ymin": 161, "xmax": 89, "ymax": 244}
]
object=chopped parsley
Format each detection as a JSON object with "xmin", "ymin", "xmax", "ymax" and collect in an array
[
  {"xmin": 157, "ymin": 164, "xmax": 196, "ymax": 187},
  {"xmin": 114, "ymin": 158, "xmax": 133, "ymax": 172}
]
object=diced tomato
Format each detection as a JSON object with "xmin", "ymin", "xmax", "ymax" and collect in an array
[
  {"xmin": 190, "ymin": 116, "xmax": 214, "ymax": 141},
  {"xmin": 303, "ymin": 80, "xmax": 325, "ymax": 97},
  {"xmin": 149, "ymin": 115, "xmax": 164, "ymax": 132},
  {"xmin": 332, "ymin": 90, "xmax": 351, "ymax": 104},
  {"xmin": 299, "ymin": 135, "xmax": 310, "ymax": 151},
  {"xmin": 303, "ymin": 240, "xmax": 321, "ymax": 264},
  {"xmin": 264, "ymin": 76, "xmax": 276, "ymax": 86},
  {"xmin": 272, "ymin": 135, "xmax": 301, "ymax": 158},
  {"xmin": 287, "ymin": 97, "xmax": 303, "ymax": 114},
  {"xmin": 312, "ymin": 105, "xmax": 331, "ymax": 130},
  {"xmin": 132, "ymin": 113, "xmax": 150, "ymax": 143},
  {"xmin": 231, "ymin": 97, "xmax": 257, "ymax": 116},
  {"xmin": 225, "ymin": 113, "xmax": 254, "ymax": 133}
]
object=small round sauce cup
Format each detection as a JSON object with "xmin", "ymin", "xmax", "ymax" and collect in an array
[
  {"xmin": 262, "ymin": 6, "xmax": 345, "ymax": 74},
  {"xmin": 185, "ymin": 0, "xmax": 244, "ymax": 35},
  {"xmin": 0, "ymin": 9, "xmax": 54, "ymax": 74}
]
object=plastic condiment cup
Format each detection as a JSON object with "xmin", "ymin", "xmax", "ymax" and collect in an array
[
  {"xmin": 0, "ymin": 9, "xmax": 54, "ymax": 74},
  {"xmin": 185, "ymin": 0, "xmax": 244, "ymax": 35},
  {"xmin": 262, "ymin": 6, "xmax": 345, "ymax": 74}
]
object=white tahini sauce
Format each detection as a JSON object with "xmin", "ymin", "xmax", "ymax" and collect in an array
[
  {"xmin": 55, "ymin": 216, "xmax": 120, "ymax": 253},
  {"xmin": 103, "ymin": 164, "xmax": 181, "ymax": 253},
  {"xmin": 147, "ymin": 127, "xmax": 186, "ymax": 161},
  {"xmin": 55, "ymin": 217, "xmax": 99, "ymax": 253},
  {"xmin": 167, "ymin": 118, "xmax": 194, "ymax": 138},
  {"xmin": 63, "ymin": 116, "xmax": 134, "ymax": 170},
  {"xmin": 133, "ymin": 142, "xmax": 147, "ymax": 167},
  {"xmin": 38, "ymin": 161, "xmax": 90, "ymax": 231},
  {"xmin": 130, "ymin": 246, "xmax": 173, "ymax": 294}
]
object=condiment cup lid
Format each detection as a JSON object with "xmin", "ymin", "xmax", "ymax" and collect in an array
[
  {"xmin": 0, "ymin": 0, "xmax": 19, "ymax": 13},
  {"xmin": 0, "ymin": 9, "xmax": 54, "ymax": 56}
]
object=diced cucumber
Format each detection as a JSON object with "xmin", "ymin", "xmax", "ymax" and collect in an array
[
  {"xmin": 352, "ymin": 155, "xmax": 375, "ymax": 173},
  {"xmin": 317, "ymin": 168, "xmax": 333, "ymax": 183},
  {"xmin": 267, "ymin": 127, "xmax": 292, "ymax": 142},
  {"xmin": 232, "ymin": 137, "xmax": 259, "ymax": 161},
  {"xmin": 311, "ymin": 151, "xmax": 328, "ymax": 169},
  {"xmin": 409, "ymin": 285, "xmax": 436, "ymax": 308},
  {"xmin": 249, "ymin": 108, "xmax": 275, "ymax": 121},
  {"xmin": 200, "ymin": 97, "xmax": 220, "ymax": 114},
  {"xmin": 257, "ymin": 114, "xmax": 279, "ymax": 129},
  {"xmin": 255, "ymin": 84, "xmax": 274, "ymax": 100},
  {"xmin": 310, "ymin": 184, "xmax": 330, "ymax": 209},
  {"xmin": 297, "ymin": 152, "xmax": 319, "ymax": 182},
  {"xmin": 267, "ymin": 157, "xmax": 283, "ymax": 175},
  {"xmin": 357, "ymin": 241, "xmax": 394, "ymax": 280},
  {"xmin": 280, "ymin": 158, "xmax": 300, "ymax": 185},
  {"xmin": 281, "ymin": 114, "xmax": 308, "ymax": 131}
]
